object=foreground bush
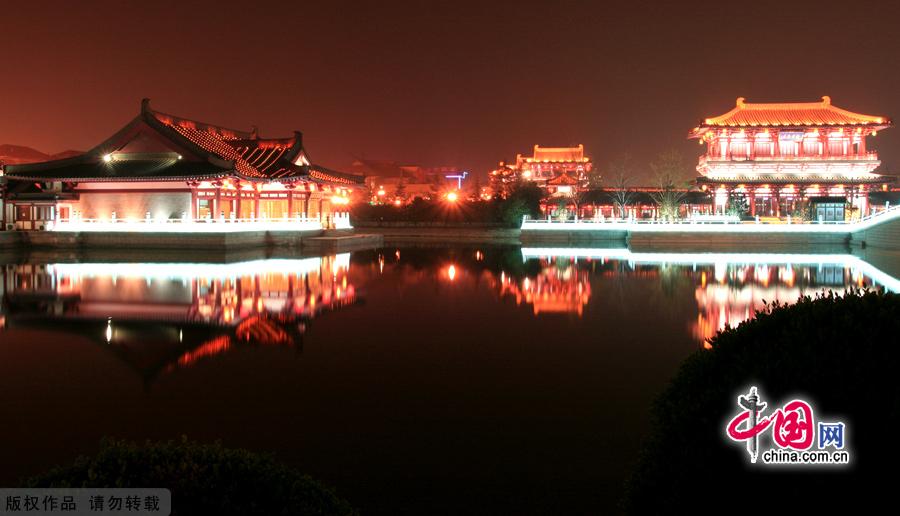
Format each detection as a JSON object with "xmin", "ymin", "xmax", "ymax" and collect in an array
[
  {"xmin": 625, "ymin": 290, "xmax": 900, "ymax": 514},
  {"xmin": 26, "ymin": 438, "xmax": 355, "ymax": 516}
]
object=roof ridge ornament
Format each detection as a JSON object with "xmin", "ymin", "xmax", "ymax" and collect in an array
[
  {"xmin": 141, "ymin": 98, "xmax": 152, "ymax": 113},
  {"xmin": 822, "ymin": 95, "xmax": 832, "ymax": 105},
  {"xmin": 736, "ymin": 97, "xmax": 746, "ymax": 108}
]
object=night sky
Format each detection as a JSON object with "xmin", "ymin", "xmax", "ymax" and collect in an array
[{"xmin": 3, "ymin": 0, "xmax": 900, "ymax": 182}]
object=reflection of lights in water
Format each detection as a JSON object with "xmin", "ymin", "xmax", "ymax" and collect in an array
[
  {"xmin": 475, "ymin": 250, "xmax": 483, "ymax": 261},
  {"xmin": 49, "ymin": 259, "xmax": 329, "ymax": 280},
  {"xmin": 11, "ymin": 256, "xmax": 357, "ymax": 356},
  {"xmin": 521, "ymin": 247, "xmax": 900, "ymax": 345},
  {"xmin": 715, "ymin": 262, "xmax": 726, "ymax": 283},
  {"xmin": 500, "ymin": 259, "xmax": 591, "ymax": 316},
  {"xmin": 395, "ymin": 250, "xmax": 401, "ymax": 260},
  {"xmin": 780, "ymin": 266, "xmax": 795, "ymax": 286},
  {"xmin": 447, "ymin": 265, "xmax": 457, "ymax": 281},
  {"xmin": 520, "ymin": 249, "xmax": 900, "ymax": 293}
]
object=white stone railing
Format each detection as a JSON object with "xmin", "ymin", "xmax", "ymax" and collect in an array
[
  {"xmin": 521, "ymin": 204, "xmax": 900, "ymax": 233},
  {"xmin": 49, "ymin": 216, "xmax": 325, "ymax": 233}
]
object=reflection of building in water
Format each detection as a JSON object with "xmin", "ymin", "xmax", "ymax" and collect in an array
[
  {"xmin": 692, "ymin": 263, "xmax": 875, "ymax": 344},
  {"xmin": 0, "ymin": 256, "xmax": 358, "ymax": 380},
  {"xmin": 499, "ymin": 259, "xmax": 591, "ymax": 316}
]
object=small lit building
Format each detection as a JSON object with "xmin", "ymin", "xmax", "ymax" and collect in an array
[
  {"xmin": 352, "ymin": 158, "xmax": 465, "ymax": 204},
  {"xmin": 572, "ymin": 188, "xmax": 712, "ymax": 220},
  {"xmin": 492, "ymin": 145, "xmax": 593, "ymax": 195},
  {"xmin": 0, "ymin": 99, "xmax": 363, "ymax": 230},
  {"xmin": 690, "ymin": 96, "xmax": 893, "ymax": 221}
]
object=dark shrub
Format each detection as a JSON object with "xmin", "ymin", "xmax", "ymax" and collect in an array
[
  {"xmin": 625, "ymin": 290, "xmax": 900, "ymax": 514},
  {"xmin": 26, "ymin": 438, "xmax": 355, "ymax": 516}
]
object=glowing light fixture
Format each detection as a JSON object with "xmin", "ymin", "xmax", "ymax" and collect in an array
[
  {"xmin": 102, "ymin": 154, "xmax": 113, "ymax": 162},
  {"xmin": 446, "ymin": 191, "xmax": 459, "ymax": 202}
]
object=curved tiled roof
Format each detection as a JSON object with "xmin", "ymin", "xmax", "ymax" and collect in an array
[
  {"xmin": 546, "ymin": 171, "xmax": 580, "ymax": 186},
  {"xmin": 5, "ymin": 100, "xmax": 352, "ymax": 186},
  {"xmin": 691, "ymin": 97, "xmax": 892, "ymax": 137},
  {"xmin": 4, "ymin": 159, "xmax": 231, "ymax": 182},
  {"xmin": 309, "ymin": 166, "xmax": 365, "ymax": 186}
]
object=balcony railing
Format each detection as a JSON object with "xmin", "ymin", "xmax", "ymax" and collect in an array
[{"xmin": 699, "ymin": 152, "xmax": 879, "ymax": 165}]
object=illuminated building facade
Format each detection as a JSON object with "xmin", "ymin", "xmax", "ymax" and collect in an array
[
  {"xmin": 492, "ymin": 145, "xmax": 592, "ymax": 195},
  {"xmin": 352, "ymin": 158, "xmax": 466, "ymax": 204},
  {"xmin": 0, "ymin": 99, "xmax": 362, "ymax": 231},
  {"xmin": 690, "ymin": 96, "xmax": 893, "ymax": 221}
]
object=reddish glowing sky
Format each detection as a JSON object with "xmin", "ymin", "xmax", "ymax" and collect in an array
[{"xmin": 2, "ymin": 0, "xmax": 900, "ymax": 181}]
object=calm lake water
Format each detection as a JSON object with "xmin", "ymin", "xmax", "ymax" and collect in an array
[{"xmin": 1, "ymin": 246, "xmax": 897, "ymax": 514}]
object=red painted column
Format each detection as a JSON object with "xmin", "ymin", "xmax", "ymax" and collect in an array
[
  {"xmin": 213, "ymin": 183, "xmax": 221, "ymax": 219},
  {"xmin": 287, "ymin": 185, "xmax": 294, "ymax": 219},
  {"xmin": 749, "ymin": 130, "xmax": 756, "ymax": 160}
]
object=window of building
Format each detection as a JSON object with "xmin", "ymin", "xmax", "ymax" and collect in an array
[
  {"xmin": 197, "ymin": 199, "xmax": 211, "ymax": 219},
  {"xmin": 15, "ymin": 206, "xmax": 31, "ymax": 221}
]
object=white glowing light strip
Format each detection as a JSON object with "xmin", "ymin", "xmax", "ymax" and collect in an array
[
  {"xmin": 51, "ymin": 218, "xmax": 325, "ymax": 233},
  {"xmin": 519, "ymin": 248, "xmax": 900, "ymax": 293},
  {"xmin": 47, "ymin": 257, "xmax": 344, "ymax": 280},
  {"xmin": 521, "ymin": 205, "xmax": 900, "ymax": 234}
]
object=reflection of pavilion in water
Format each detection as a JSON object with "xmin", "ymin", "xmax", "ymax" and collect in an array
[
  {"xmin": 0, "ymin": 256, "xmax": 358, "ymax": 382},
  {"xmin": 692, "ymin": 262, "xmax": 874, "ymax": 344},
  {"xmin": 499, "ymin": 258, "xmax": 591, "ymax": 316},
  {"xmin": 519, "ymin": 248, "xmax": 899, "ymax": 347}
]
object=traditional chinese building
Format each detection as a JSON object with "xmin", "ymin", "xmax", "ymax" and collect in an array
[
  {"xmin": 0, "ymin": 99, "xmax": 363, "ymax": 230},
  {"xmin": 690, "ymin": 96, "xmax": 893, "ymax": 221},
  {"xmin": 491, "ymin": 144, "xmax": 593, "ymax": 195},
  {"xmin": 351, "ymin": 158, "xmax": 465, "ymax": 204}
]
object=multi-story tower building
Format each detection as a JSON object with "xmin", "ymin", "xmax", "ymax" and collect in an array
[{"xmin": 690, "ymin": 96, "xmax": 892, "ymax": 220}]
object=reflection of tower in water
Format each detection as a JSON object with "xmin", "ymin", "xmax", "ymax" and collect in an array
[
  {"xmin": 693, "ymin": 262, "xmax": 876, "ymax": 346},
  {"xmin": 499, "ymin": 258, "xmax": 591, "ymax": 316}
]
